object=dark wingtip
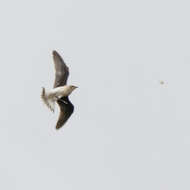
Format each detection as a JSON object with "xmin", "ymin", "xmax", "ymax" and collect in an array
[
  {"xmin": 55, "ymin": 124, "xmax": 62, "ymax": 130},
  {"xmin": 55, "ymin": 119, "xmax": 63, "ymax": 130},
  {"xmin": 52, "ymin": 50, "xmax": 64, "ymax": 62},
  {"xmin": 52, "ymin": 50, "xmax": 58, "ymax": 56},
  {"xmin": 55, "ymin": 118, "xmax": 67, "ymax": 130}
]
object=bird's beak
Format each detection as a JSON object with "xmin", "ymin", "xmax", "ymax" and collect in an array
[{"xmin": 75, "ymin": 86, "xmax": 78, "ymax": 89}]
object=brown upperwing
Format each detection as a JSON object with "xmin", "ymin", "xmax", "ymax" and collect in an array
[
  {"xmin": 52, "ymin": 50, "xmax": 69, "ymax": 88},
  {"xmin": 56, "ymin": 96, "xmax": 74, "ymax": 129}
]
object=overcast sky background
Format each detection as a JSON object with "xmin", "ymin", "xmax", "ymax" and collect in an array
[{"xmin": 1, "ymin": 0, "xmax": 190, "ymax": 189}]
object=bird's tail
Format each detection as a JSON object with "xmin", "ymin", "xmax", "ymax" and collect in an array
[{"xmin": 41, "ymin": 87, "xmax": 55, "ymax": 112}]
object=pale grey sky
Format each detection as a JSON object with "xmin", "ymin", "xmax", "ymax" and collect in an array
[{"xmin": 1, "ymin": 0, "xmax": 190, "ymax": 189}]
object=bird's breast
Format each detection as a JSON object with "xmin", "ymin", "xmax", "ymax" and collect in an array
[{"xmin": 54, "ymin": 86, "xmax": 71, "ymax": 97}]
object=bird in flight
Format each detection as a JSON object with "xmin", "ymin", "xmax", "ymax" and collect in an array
[{"xmin": 41, "ymin": 50, "xmax": 78, "ymax": 129}]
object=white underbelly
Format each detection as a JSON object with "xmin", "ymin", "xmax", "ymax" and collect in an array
[{"xmin": 51, "ymin": 86, "xmax": 70, "ymax": 98}]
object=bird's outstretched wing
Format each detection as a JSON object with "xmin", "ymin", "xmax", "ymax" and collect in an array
[
  {"xmin": 52, "ymin": 50, "xmax": 69, "ymax": 88},
  {"xmin": 56, "ymin": 96, "xmax": 74, "ymax": 129}
]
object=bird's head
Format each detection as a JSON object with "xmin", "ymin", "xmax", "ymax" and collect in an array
[{"xmin": 70, "ymin": 85, "xmax": 78, "ymax": 92}]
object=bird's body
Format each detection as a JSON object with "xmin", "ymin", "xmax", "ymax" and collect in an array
[
  {"xmin": 45, "ymin": 86, "xmax": 77, "ymax": 100},
  {"xmin": 41, "ymin": 50, "xmax": 78, "ymax": 129},
  {"xmin": 41, "ymin": 85, "xmax": 77, "ymax": 112}
]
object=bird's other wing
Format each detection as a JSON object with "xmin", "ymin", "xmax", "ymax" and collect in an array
[
  {"xmin": 52, "ymin": 50, "xmax": 69, "ymax": 88},
  {"xmin": 56, "ymin": 96, "xmax": 74, "ymax": 129}
]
